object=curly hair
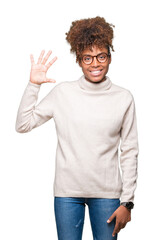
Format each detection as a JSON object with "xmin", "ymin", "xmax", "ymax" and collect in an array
[{"xmin": 66, "ymin": 16, "xmax": 115, "ymax": 63}]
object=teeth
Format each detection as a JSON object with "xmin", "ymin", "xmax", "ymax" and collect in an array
[
  {"xmin": 91, "ymin": 70, "xmax": 101, "ymax": 73},
  {"xmin": 90, "ymin": 70, "xmax": 102, "ymax": 76}
]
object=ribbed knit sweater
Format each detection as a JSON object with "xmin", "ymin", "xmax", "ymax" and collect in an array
[{"xmin": 15, "ymin": 75, "xmax": 139, "ymax": 203}]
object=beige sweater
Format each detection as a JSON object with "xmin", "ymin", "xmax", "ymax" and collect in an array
[{"xmin": 15, "ymin": 75, "xmax": 139, "ymax": 203}]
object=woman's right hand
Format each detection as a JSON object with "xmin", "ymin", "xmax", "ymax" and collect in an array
[{"xmin": 30, "ymin": 50, "xmax": 57, "ymax": 85}]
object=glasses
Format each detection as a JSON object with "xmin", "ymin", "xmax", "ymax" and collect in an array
[{"xmin": 81, "ymin": 52, "xmax": 110, "ymax": 65}]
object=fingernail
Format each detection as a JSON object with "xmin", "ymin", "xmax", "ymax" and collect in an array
[{"xmin": 107, "ymin": 220, "xmax": 110, "ymax": 223}]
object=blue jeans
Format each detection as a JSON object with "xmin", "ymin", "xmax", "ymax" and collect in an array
[{"xmin": 54, "ymin": 197, "xmax": 120, "ymax": 240}]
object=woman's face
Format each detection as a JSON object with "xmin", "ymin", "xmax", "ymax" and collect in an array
[{"xmin": 79, "ymin": 45, "xmax": 111, "ymax": 83}]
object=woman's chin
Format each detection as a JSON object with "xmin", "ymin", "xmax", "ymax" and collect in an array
[{"xmin": 85, "ymin": 75, "xmax": 106, "ymax": 83}]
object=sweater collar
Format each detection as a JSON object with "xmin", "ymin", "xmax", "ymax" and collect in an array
[{"xmin": 78, "ymin": 75, "xmax": 112, "ymax": 92}]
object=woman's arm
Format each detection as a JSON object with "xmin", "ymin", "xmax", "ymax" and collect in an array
[
  {"xmin": 107, "ymin": 94, "xmax": 139, "ymax": 237},
  {"xmin": 119, "ymin": 94, "xmax": 139, "ymax": 203},
  {"xmin": 15, "ymin": 50, "xmax": 57, "ymax": 133}
]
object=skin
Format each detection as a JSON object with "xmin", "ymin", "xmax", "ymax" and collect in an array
[
  {"xmin": 107, "ymin": 205, "xmax": 131, "ymax": 237},
  {"xmin": 30, "ymin": 49, "xmax": 131, "ymax": 237},
  {"xmin": 30, "ymin": 50, "xmax": 57, "ymax": 85},
  {"xmin": 79, "ymin": 45, "xmax": 111, "ymax": 83}
]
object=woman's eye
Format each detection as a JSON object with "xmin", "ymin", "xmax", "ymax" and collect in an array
[
  {"xmin": 85, "ymin": 57, "xmax": 91, "ymax": 61},
  {"xmin": 99, "ymin": 55, "xmax": 105, "ymax": 59}
]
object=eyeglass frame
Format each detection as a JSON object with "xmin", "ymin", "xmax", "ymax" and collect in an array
[{"xmin": 81, "ymin": 52, "xmax": 111, "ymax": 65}]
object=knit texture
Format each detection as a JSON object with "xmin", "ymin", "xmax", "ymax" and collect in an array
[{"xmin": 15, "ymin": 75, "xmax": 139, "ymax": 203}]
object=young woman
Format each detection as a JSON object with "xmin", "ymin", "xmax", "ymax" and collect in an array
[{"xmin": 15, "ymin": 16, "xmax": 139, "ymax": 240}]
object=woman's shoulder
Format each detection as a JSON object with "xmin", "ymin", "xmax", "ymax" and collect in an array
[{"xmin": 111, "ymin": 82, "xmax": 134, "ymax": 100}]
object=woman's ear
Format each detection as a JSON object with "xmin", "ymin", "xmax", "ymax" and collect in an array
[
  {"xmin": 76, "ymin": 55, "xmax": 82, "ymax": 67},
  {"xmin": 78, "ymin": 59, "xmax": 82, "ymax": 67},
  {"xmin": 79, "ymin": 61, "xmax": 82, "ymax": 67}
]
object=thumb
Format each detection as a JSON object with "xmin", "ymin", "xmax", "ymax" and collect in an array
[
  {"xmin": 107, "ymin": 211, "xmax": 116, "ymax": 223},
  {"xmin": 46, "ymin": 78, "xmax": 56, "ymax": 83}
]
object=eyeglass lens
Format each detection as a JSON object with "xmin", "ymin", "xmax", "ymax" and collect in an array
[{"xmin": 82, "ymin": 53, "xmax": 108, "ymax": 64}]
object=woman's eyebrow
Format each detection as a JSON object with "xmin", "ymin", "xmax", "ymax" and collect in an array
[{"xmin": 82, "ymin": 52, "xmax": 106, "ymax": 56}]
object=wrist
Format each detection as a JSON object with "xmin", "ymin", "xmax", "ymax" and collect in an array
[
  {"xmin": 29, "ymin": 80, "xmax": 41, "ymax": 86},
  {"xmin": 120, "ymin": 202, "xmax": 134, "ymax": 211}
]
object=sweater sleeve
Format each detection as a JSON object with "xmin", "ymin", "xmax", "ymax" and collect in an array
[
  {"xmin": 15, "ymin": 81, "xmax": 56, "ymax": 133},
  {"xmin": 119, "ymin": 94, "xmax": 139, "ymax": 203}
]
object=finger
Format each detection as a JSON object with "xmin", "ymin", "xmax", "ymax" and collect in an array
[
  {"xmin": 42, "ymin": 50, "xmax": 52, "ymax": 65},
  {"xmin": 107, "ymin": 212, "xmax": 116, "ymax": 223},
  {"xmin": 46, "ymin": 56, "xmax": 58, "ymax": 70},
  {"xmin": 112, "ymin": 223, "xmax": 120, "ymax": 237},
  {"xmin": 37, "ymin": 50, "xmax": 45, "ymax": 64},
  {"xmin": 113, "ymin": 222, "xmax": 125, "ymax": 236},
  {"xmin": 30, "ymin": 54, "xmax": 35, "ymax": 65},
  {"xmin": 122, "ymin": 223, "xmax": 126, "ymax": 228},
  {"xmin": 45, "ymin": 78, "xmax": 56, "ymax": 83}
]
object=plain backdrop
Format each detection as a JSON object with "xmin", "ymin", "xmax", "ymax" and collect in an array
[{"xmin": 0, "ymin": 0, "xmax": 154, "ymax": 239}]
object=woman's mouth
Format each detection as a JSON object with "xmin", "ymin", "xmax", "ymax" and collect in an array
[{"xmin": 89, "ymin": 69, "xmax": 103, "ymax": 76}]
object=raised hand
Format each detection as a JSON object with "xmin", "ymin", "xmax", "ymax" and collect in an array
[{"xmin": 30, "ymin": 50, "xmax": 57, "ymax": 85}]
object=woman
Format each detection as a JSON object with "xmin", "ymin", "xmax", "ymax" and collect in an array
[{"xmin": 15, "ymin": 16, "xmax": 139, "ymax": 240}]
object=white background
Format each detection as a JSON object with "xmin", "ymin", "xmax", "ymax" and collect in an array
[{"xmin": 0, "ymin": 0, "xmax": 153, "ymax": 239}]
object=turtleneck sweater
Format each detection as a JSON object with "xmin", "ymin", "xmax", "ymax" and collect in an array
[{"xmin": 15, "ymin": 75, "xmax": 139, "ymax": 203}]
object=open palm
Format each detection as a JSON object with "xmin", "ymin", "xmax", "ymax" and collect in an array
[{"xmin": 30, "ymin": 50, "xmax": 57, "ymax": 85}]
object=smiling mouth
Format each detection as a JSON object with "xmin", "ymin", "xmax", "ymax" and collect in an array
[{"xmin": 89, "ymin": 69, "xmax": 103, "ymax": 76}]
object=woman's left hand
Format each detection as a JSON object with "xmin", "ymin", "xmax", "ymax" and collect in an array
[{"xmin": 107, "ymin": 205, "xmax": 131, "ymax": 237}]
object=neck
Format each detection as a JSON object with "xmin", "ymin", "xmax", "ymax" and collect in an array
[{"xmin": 78, "ymin": 75, "xmax": 112, "ymax": 92}]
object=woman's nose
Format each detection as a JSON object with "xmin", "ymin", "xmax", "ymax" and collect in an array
[{"xmin": 91, "ymin": 56, "xmax": 99, "ymax": 67}]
